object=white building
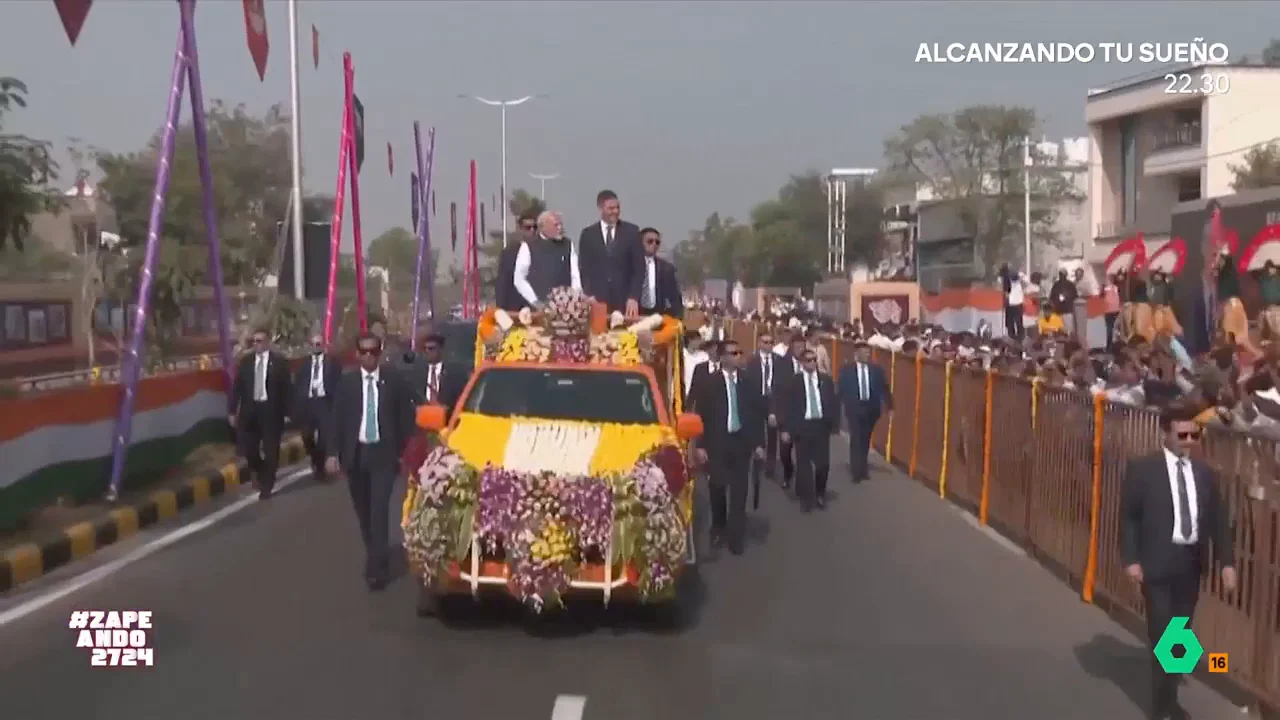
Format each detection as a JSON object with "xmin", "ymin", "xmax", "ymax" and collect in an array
[{"xmin": 1085, "ymin": 63, "xmax": 1280, "ymax": 265}]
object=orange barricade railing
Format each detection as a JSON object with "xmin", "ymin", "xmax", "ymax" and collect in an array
[{"xmin": 682, "ymin": 316, "xmax": 1279, "ymax": 712}]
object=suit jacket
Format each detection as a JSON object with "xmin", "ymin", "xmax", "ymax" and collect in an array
[
  {"xmin": 403, "ymin": 359, "xmax": 468, "ymax": 420},
  {"xmin": 1119, "ymin": 450, "xmax": 1234, "ymax": 582},
  {"xmin": 697, "ymin": 369, "xmax": 764, "ymax": 458},
  {"xmin": 837, "ymin": 361, "xmax": 891, "ymax": 422},
  {"xmin": 326, "ymin": 365, "xmax": 416, "ymax": 473},
  {"xmin": 291, "ymin": 352, "xmax": 343, "ymax": 417},
  {"xmin": 496, "ymin": 241, "xmax": 524, "ymax": 311},
  {"xmin": 741, "ymin": 352, "xmax": 785, "ymax": 418},
  {"xmin": 638, "ymin": 256, "xmax": 683, "ymax": 318},
  {"xmin": 772, "ymin": 353, "xmax": 806, "ymax": 424},
  {"xmin": 578, "ymin": 220, "xmax": 643, "ymax": 310},
  {"xmin": 782, "ymin": 370, "xmax": 838, "ymax": 437},
  {"xmin": 231, "ymin": 351, "xmax": 291, "ymax": 422},
  {"xmin": 686, "ymin": 360, "xmax": 720, "ymax": 415}
]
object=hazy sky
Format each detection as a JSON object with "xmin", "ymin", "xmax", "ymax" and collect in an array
[{"xmin": 4, "ymin": 1, "xmax": 1276, "ymax": 269}]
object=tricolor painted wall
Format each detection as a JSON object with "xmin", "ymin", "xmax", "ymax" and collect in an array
[
  {"xmin": 922, "ymin": 288, "xmax": 1110, "ymax": 348},
  {"xmin": 0, "ymin": 371, "xmax": 232, "ymax": 533}
]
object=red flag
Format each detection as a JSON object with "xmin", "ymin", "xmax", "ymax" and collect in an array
[
  {"xmin": 387, "ymin": 142, "xmax": 394, "ymax": 177},
  {"xmin": 242, "ymin": 0, "xmax": 269, "ymax": 82},
  {"xmin": 311, "ymin": 24, "xmax": 319, "ymax": 69},
  {"xmin": 53, "ymin": 0, "xmax": 93, "ymax": 46}
]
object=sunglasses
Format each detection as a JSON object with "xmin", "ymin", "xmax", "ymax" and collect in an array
[
  {"xmin": 802, "ymin": 356, "xmax": 818, "ymax": 363},
  {"xmin": 423, "ymin": 344, "xmax": 441, "ymax": 352},
  {"xmin": 1176, "ymin": 430, "xmax": 1202, "ymax": 440},
  {"xmin": 644, "ymin": 237, "xmax": 661, "ymax": 246},
  {"xmin": 521, "ymin": 224, "xmax": 536, "ymax": 231},
  {"xmin": 726, "ymin": 350, "xmax": 742, "ymax": 356},
  {"xmin": 357, "ymin": 347, "xmax": 382, "ymax": 356}
]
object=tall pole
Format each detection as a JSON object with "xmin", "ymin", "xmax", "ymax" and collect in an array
[
  {"xmin": 457, "ymin": 94, "xmax": 546, "ymax": 247},
  {"xmin": 500, "ymin": 104, "xmax": 508, "ymax": 246},
  {"xmin": 529, "ymin": 172, "xmax": 559, "ymax": 202},
  {"xmin": 287, "ymin": 0, "xmax": 306, "ymax": 300},
  {"xmin": 1023, "ymin": 137, "xmax": 1032, "ymax": 277}
]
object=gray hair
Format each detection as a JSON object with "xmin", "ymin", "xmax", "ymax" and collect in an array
[{"xmin": 536, "ymin": 210, "xmax": 558, "ymax": 228}]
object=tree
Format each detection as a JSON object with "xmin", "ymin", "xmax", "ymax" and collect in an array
[
  {"xmin": 0, "ymin": 76, "xmax": 62, "ymax": 251},
  {"xmin": 883, "ymin": 105, "xmax": 1079, "ymax": 278},
  {"xmin": 1230, "ymin": 142, "xmax": 1280, "ymax": 191},
  {"xmin": 1242, "ymin": 38, "xmax": 1280, "ymax": 65},
  {"xmin": 367, "ymin": 226, "xmax": 418, "ymax": 282}
]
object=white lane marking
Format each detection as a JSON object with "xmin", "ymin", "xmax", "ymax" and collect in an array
[
  {"xmin": 551, "ymin": 694, "xmax": 587, "ymax": 720},
  {"xmin": 0, "ymin": 466, "xmax": 312, "ymax": 628}
]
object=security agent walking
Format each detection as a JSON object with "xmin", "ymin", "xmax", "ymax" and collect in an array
[
  {"xmin": 743, "ymin": 330, "xmax": 782, "ymax": 480},
  {"xmin": 1120, "ymin": 404, "xmax": 1236, "ymax": 720},
  {"xmin": 229, "ymin": 327, "xmax": 291, "ymax": 500},
  {"xmin": 325, "ymin": 333, "xmax": 416, "ymax": 591},
  {"xmin": 774, "ymin": 332, "xmax": 809, "ymax": 490},
  {"xmin": 691, "ymin": 340, "xmax": 763, "ymax": 555},
  {"xmin": 837, "ymin": 340, "xmax": 892, "ymax": 482},
  {"xmin": 292, "ymin": 333, "xmax": 342, "ymax": 477},
  {"xmin": 408, "ymin": 332, "xmax": 466, "ymax": 420},
  {"xmin": 780, "ymin": 349, "xmax": 837, "ymax": 511}
]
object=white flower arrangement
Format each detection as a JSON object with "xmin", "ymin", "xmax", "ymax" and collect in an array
[{"xmin": 502, "ymin": 421, "xmax": 603, "ymax": 476}]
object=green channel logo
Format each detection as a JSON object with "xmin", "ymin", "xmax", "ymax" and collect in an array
[{"xmin": 1154, "ymin": 617, "xmax": 1203, "ymax": 674}]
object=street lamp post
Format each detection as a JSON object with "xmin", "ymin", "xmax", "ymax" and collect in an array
[
  {"xmin": 457, "ymin": 93, "xmax": 546, "ymax": 246},
  {"xmin": 528, "ymin": 172, "xmax": 560, "ymax": 202}
]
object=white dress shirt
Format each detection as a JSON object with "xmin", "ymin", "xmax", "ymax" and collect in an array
[
  {"xmin": 600, "ymin": 221, "xmax": 616, "ymax": 247},
  {"xmin": 1162, "ymin": 448, "xmax": 1199, "ymax": 544},
  {"xmin": 758, "ymin": 352, "xmax": 773, "ymax": 394},
  {"xmin": 857, "ymin": 362, "xmax": 871, "ymax": 401},
  {"xmin": 359, "ymin": 368, "xmax": 381, "ymax": 444},
  {"xmin": 803, "ymin": 371, "xmax": 824, "ymax": 419},
  {"xmin": 643, "ymin": 256, "xmax": 657, "ymax": 308},
  {"xmin": 425, "ymin": 362, "xmax": 442, "ymax": 403},
  {"xmin": 512, "ymin": 236, "xmax": 583, "ymax": 306},
  {"xmin": 253, "ymin": 352, "xmax": 269, "ymax": 401},
  {"xmin": 308, "ymin": 354, "xmax": 326, "ymax": 398}
]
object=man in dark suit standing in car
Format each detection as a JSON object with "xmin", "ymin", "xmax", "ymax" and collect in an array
[
  {"xmin": 324, "ymin": 333, "xmax": 417, "ymax": 591},
  {"xmin": 780, "ymin": 348, "xmax": 837, "ymax": 511},
  {"xmin": 497, "ymin": 211, "xmax": 539, "ymax": 311},
  {"xmin": 1120, "ymin": 403, "xmax": 1236, "ymax": 720},
  {"xmin": 230, "ymin": 327, "xmax": 291, "ymax": 500},
  {"xmin": 837, "ymin": 339, "xmax": 892, "ymax": 483},
  {"xmin": 578, "ymin": 189, "xmax": 643, "ymax": 316},
  {"xmin": 636, "ymin": 227, "xmax": 683, "ymax": 319},
  {"xmin": 292, "ymin": 332, "xmax": 343, "ymax": 478}
]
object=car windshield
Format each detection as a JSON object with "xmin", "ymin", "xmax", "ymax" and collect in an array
[{"xmin": 462, "ymin": 367, "xmax": 659, "ymax": 424}]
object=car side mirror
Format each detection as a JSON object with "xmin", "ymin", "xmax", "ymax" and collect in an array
[
  {"xmin": 416, "ymin": 404, "xmax": 446, "ymax": 431},
  {"xmin": 675, "ymin": 413, "xmax": 704, "ymax": 440}
]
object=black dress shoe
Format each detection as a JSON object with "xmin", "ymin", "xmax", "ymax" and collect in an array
[{"xmin": 258, "ymin": 488, "xmax": 274, "ymax": 500}]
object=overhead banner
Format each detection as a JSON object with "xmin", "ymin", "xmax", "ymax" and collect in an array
[{"xmin": 53, "ymin": 0, "xmax": 93, "ymax": 46}]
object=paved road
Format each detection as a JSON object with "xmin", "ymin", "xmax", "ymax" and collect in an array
[{"xmin": 0, "ymin": 445, "xmax": 1238, "ymax": 720}]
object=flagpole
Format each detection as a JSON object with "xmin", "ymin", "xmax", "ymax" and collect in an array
[{"xmin": 287, "ymin": 0, "xmax": 306, "ymax": 300}]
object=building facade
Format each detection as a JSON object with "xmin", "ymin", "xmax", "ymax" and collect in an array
[{"xmin": 1085, "ymin": 63, "xmax": 1280, "ymax": 265}]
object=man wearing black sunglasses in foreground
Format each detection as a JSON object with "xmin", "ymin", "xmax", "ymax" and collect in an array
[
  {"xmin": 636, "ymin": 227, "xmax": 683, "ymax": 318},
  {"xmin": 1119, "ymin": 402, "xmax": 1237, "ymax": 720},
  {"xmin": 325, "ymin": 333, "xmax": 416, "ymax": 591},
  {"xmin": 496, "ymin": 210, "xmax": 539, "ymax": 311}
]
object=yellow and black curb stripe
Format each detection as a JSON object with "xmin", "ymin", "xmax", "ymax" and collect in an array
[{"xmin": 0, "ymin": 436, "xmax": 305, "ymax": 594}]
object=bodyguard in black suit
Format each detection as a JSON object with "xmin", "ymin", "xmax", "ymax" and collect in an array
[
  {"xmin": 291, "ymin": 333, "xmax": 343, "ymax": 477},
  {"xmin": 635, "ymin": 227, "xmax": 684, "ymax": 319},
  {"xmin": 837, "ymin": 340, "xmax": 893, "ymax": 482},
  {"xmin": 407, "ymin": 332, "xmax": 467, "ymax": 420},
  {"xmin": 497, "ymin": 212, "xmax": 539, "ymax": 311},
  {"xmin": 1120, "ymin": 405, "xmax": 1236, "ymax": 720},
  {"xmin": 773, "ymin": 333, "xmax": 809, "ymax": 490},
  {"xmin": 578, "ymin": 189, "xmax": 644, "ymax": 315},
  {"xmin": 684, "ymin": 342, "xmax": 721, "ymax": 415},
  {"xmin": 324, "ymin": 333, "xmax": 417, "ymax": 591},
  {"xmin": 229, "ymin": 327, "xmax": 291, "ymax": 500},
  {"xmin": 690, "ymin": 340, "xmax": 763, "ymax": 555},
  {"xmin": 742, "ymin": 329, "xmax": 783, "ymax": 480},
  {"xmin": 780, "ymin": 349, "xmax": 838, "ymax": 511}
]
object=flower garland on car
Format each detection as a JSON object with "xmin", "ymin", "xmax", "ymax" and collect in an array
[
  {"xmin": 444, "ymin": 412, "xmax": 674, "ymax": 475},
  {"xmin": 403, "ymin": 446, "xmax": 688, "ymax": 610}
]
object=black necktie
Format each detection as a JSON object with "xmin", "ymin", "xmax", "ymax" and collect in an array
[
  {"xmin": 606, "ymin": 225, "xmax": 615, "ymax": 245},
  {"xmin": 1176, "ymin": 460, "xmax": 1193, "ymax": 541}
]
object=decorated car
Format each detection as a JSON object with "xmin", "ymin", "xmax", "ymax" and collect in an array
[{"xmin": 401, "ymin": 287, "xmax": 702, "ymax": 616}]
